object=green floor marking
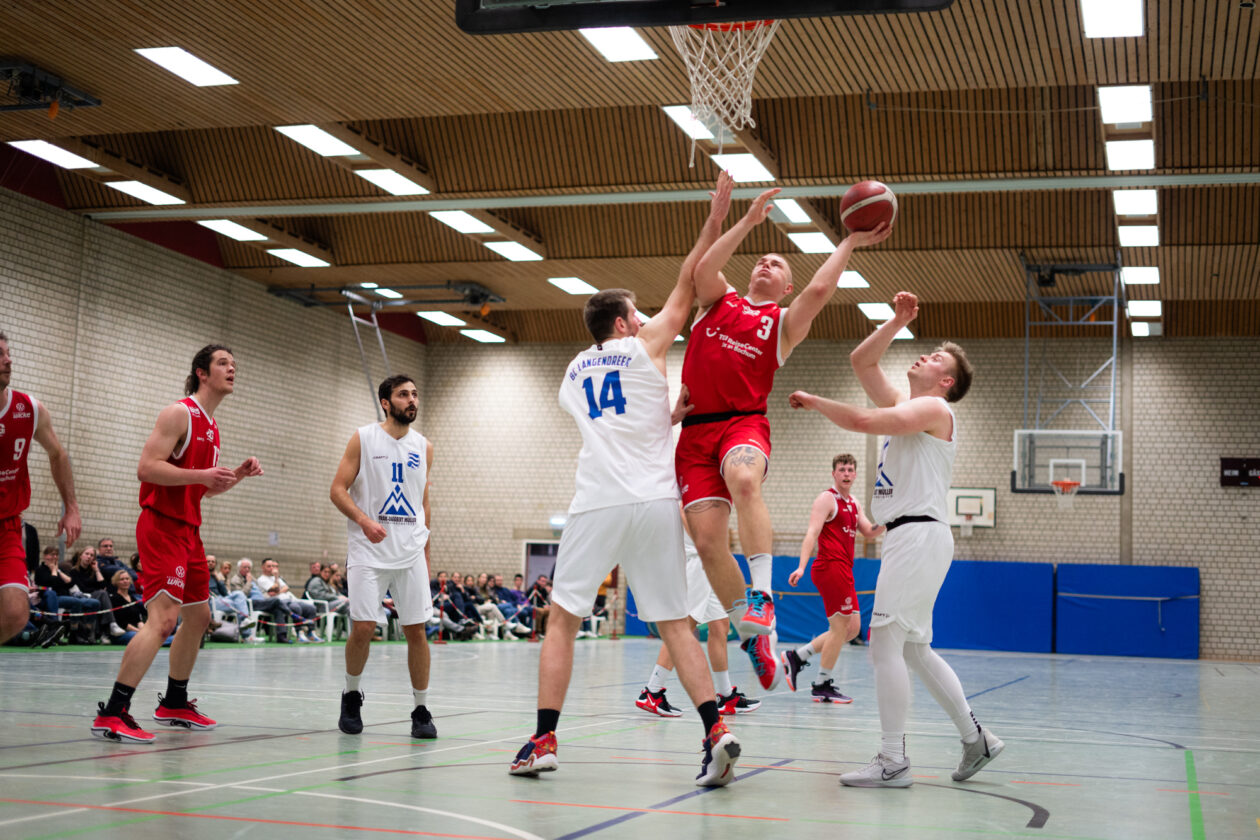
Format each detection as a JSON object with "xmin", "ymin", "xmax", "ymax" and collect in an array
[{"xmin": 1184, "ymin": 749, "xmax": 1206, "ymax": 840}]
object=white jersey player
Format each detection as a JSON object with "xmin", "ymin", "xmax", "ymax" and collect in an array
[
  {"xmin": 330, "ymin": 375, "xmax": 438, "ymax": 740},
  {"xmin": 511, "ymin": 172, "xmax": 742, "ymax": 787},
  {"xmin": 789, "ymin": 291, "xmax": 1003, "ymax": 788}
]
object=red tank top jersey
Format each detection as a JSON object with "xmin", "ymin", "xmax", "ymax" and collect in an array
[
  {"xmin": 0, "ymin": 389, "xmax": 37, "ymax": 519},
  {"xmin": 681, "ymin": 290, "xmax": 784, "ymax": 415},
  {"xmin": 816, "ymin": 488, "xmax": 857, "ymax": 565},
  {"xmin": 138, "ymin": 397, "xmax": 220, "ymax": 526}
]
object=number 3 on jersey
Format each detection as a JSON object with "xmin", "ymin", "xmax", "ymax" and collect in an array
[{"xmin": 581, "ymin": 371, "xmax": 627, "ymax": 419}]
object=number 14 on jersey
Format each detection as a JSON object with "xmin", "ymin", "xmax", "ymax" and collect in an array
[{"xmin": 581, "ymin": 371, "xmax": 627, "ymax": 419}]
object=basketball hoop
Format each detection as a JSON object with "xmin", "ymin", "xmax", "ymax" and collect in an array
[
  {"xmin": 1050, "ymin": 480, "xmax": 1080, "ymax": 511},
  {"xmin": 669, "ymin": 19, "xmax": 780, "ymax": 162},
  {"xmin": 960, "ymin": 514, "xmax": 974, "ymax": 538}
]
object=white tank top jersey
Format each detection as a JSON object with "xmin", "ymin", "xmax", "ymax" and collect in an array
[
  {"xmin": 559, "ymin": 336, "xmax": 680, "ymax": 514},
  {"xmin": 869, "ymin": 397, "xmax": 957, "ymax": 525},
  {"xmin": 346, "ymin": 422, "xmax": 430, "ymax": 569}
]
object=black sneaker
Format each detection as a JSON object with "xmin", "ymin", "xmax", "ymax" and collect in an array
[
  {"xmin": 411, "ymin": 705, "xmax": 437, "ymax": 739},
  {"xmin": 781, "ymin": 649, "xmax": 806, "ymax": 692},
  {"xmin": 810, "ymin": 678, "xmax": 853, "ymax": 704},
  {"xmin": 635, "ymin": 687, "xmax": 683, "ymax": 717},
  {"xmin": 716, "ymin": 687, "xmax": 761, "ymax": 715},
  {"xmin": 339, "ymin": 690, "xmax": 364, "ymax": 734}
]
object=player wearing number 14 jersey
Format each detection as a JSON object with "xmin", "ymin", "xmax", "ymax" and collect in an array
[{"xmin": 93, "ymin": 345, "xmax": 263, "ymax": 743}]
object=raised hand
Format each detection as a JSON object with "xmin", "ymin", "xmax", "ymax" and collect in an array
[
  {"xmin": 846, "ymin": 220, "xmax": 893, "ymax": 248},
  {"xmin": 892, "ymin": 291, "xmax": 919, "ymax": 323},
  {"xmin": 709, "ymin": 170, "xmax": 734, "ymax": 221},
  {"xmin": 744, "ymin": 187, "xmax": 782, "ymax": 225}
]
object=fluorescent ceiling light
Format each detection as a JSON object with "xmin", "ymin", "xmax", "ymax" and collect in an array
[
  {"xmin": 134, "ymin": 47, "xmax": 238, "ymax": 86},
  {"xmin": 275, "ymin": 124, "xmax": 359, "ymax": 157},
  {"xmin": 894, "ymin": 327, "xmax": 914, "ymax": 340},
  {"xmin": 267, "ymin": 248, "xmax": 330, "ymax": 268},
  {"xmin": 104, "ymin": 180, "xmax": 185, "ymax": 205},
  {"xmin": 1130, "ymin": 321, "xmax": 1151, "ymax": 337},
  {"xmin": 1118, "ymin": 225, "xmax": 1159, "ymax": 247},
  {"xmin": 460, "ymin": 329, "xmax": 507, "ymax": 343},
  {"xmin": 674, "ymin": 335, "xmax": 685, "ymax": 342},
  {"xmin": 548, "ymin": 276, "xmax": 598, "ymax": 295},
  {"xmin": 196, "ymin": 219, "xmax": 266, "ymax": 241},
  {"xmin": 359, "ymin": 282, "xmax": 378, "ymax": 288},
  {"xmin": 549, "ymin": 515, "xmax": 567, "ymax": 529},
  {"xmin": 837, "ymin": 270, "xmax": 869, "ymax": 288},
  {"xmin": 1127, "ymin": 300, "xmax": 1162, "ymax": 318},
  {"xmin": 634, "ymin": 310, "xmax": 652, "ymax": 323},
  {"xmin": 787, "ymin": 232, "xmax": 834, "ymax": 253},
  {"xmin": 709, "ymin": 153, "xmax": 775, "ymax": 183},
  {"xmin": 374, "ymin": 288, "xmax": 403, "ymax": 299},
  {"xmin": 417, "ymin": 311, "xmax": 466, "ymax": 327},
  {"xmin": 7, "ymin": 140, "xmax": 97, "ymax": 169},
  {"xmin": 858, "ymin": 302, "xmax": 895, "ymax": 321},
  {"xmin": 1098, "ymin": 85, "xmax": 1152, "ymax": 124},
  {"xmin": 662, "ymin": 105, "xmax": 714, "ymax": 140},
  {"xmin": 354, "ymin": 168, "xmax": 429, "ymax": 196},
  {"xmin": 1080, "ymin": 0, "xmax": 1143, "ymax": 38},
  {"xmin": 1105, "ymin": 139, "xmax": 1155, "ymax": 171},
  {"xmin": 579, "ymin": 27, "xmax": 658, "ymax": 62},
  {"xmin": 1112, "ymin": 189, "xmax": 1157, "ymax": 216},
  {"xmin": 1120, "ymin": 266, "xmax": 1160, "ymax": 285},
  {"xmin": 774, "ymin": 199, "xmax": 811, "ymax": 224},
  {"xmin": 429, "ymin": 210, "xmax": 495, "ymax": 234},
  {"xmin": 485, "ymin": 241, "xmax": 543, "ymax": 261}
]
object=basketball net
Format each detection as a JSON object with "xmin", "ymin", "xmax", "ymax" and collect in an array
[
  {"xmin": 1051, "ymin": 480, "xmax": 1080, "ymax": 511},
  {"xmin": 669, "ymin": 20, "xmax": 780, "ymax": 164},
  {"xmin": 960, "ymin": 514, "xmax": 974, "ymax": 538}
]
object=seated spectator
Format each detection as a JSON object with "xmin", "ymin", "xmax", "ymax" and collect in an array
[
  {"xmin": 527, "ymin": 574, "xmax": 552, "ymax": 637},
  {"xmin": 20, "ymin": 559, "xmax": 66, "ymax": 648},
  {"xmin": 306, "ymin": 564, "xmax": 349, "ymax": 618},
  {"xmin": 492, "ymin": 573, "xmax": 532, "ymax": 633},
  {"xmin": 231, "ymin": 558, "xmax": 296, "ymax": 644},
  {"xmin": 107, "ymin": 569, "xmax": 146, "ymax": 645},
  {"xmin": 207, "ymin": 554, "xmax": 254, "ymax": 636},
  {"xmin": 35, "ymin": 547, "xmax": 105, "ymax": 643},
  {"xmin": 303, "ymin": 561, "xmax": 323, "ymax": 598},
  {"xmin": 126, "ymin": 553, "xmax": 144, "ymax": 598},
  {"xmin": 329, "ymin": 567, "xmax": 348, "ymax": 598},
  {"xmin": 67, "ymin": 546, "xmax": 113, "ymax": 642},
  {"xmin": 465, "ymin": 573, "xmax": 507, "ymax": 639},
  {"xmin": 95, "ymin": 537, "xmax": 124, "ymax": 582},
  {"xmin": 429, "ymin": 571, "xmax": 478, "ymax": 640},
  {"xmin": 257, "ymin": 558, "xmax": 322, "ymax": 642}
]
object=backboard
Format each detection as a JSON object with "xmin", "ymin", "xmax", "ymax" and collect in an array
[
  {"xmin": 945, "ymin": 487, "xmax": 996, "ymax": 528},
  {"xmin": 455, "ymin": 0, "xmax": 955, "ymax": 34},
  {"xmin": 1012, "ymin": 429, "xmax": 1124, "ymax": 495}
]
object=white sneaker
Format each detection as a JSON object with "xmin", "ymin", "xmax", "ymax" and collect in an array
[
  {"xmin": 840, "ymin": 754, "xmax": 912, "ymax": 788},
  {"xmin": 952, "ymin": 727, "xmax": 1004, "ymax": 781},
  {"xmin": 240, "ymin": 616, "xmax": 257, "ymax": 630},
  {"xmin": 298, "ymin": 631, "xmax": 311, "ymax": 643}
]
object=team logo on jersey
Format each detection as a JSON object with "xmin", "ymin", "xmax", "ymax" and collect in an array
[
  {"xmin": 12, "ymin": 402, "xmax": 30, "ymax": 419},
  {"xmin": 174, "ymin": 566, "xmax": 186, "ymax": 579},
  {"xmin": 189, "ymin": 406, "xmax": 201, "ymax": 417},
  {"xmin": 0, "ymin": 424, "xmax": 5, "ymax": 437},
  {"xmin": 205, "ymin": 430, "xmax": 215, "ymax": 442},
  {"xmin": 843, "ymin": 597, "xmax": 853, "ymax": 609},
  {"xmin": 706, "ymin": 327, "xmax": 720, "ymax": 337},
  {"xmin": 407, "ymin": 452, "xmax": 421, "ymax": 470},
  {"xmin": 377, "ymin": 485, "xmax": 417, "ymax": 522}
]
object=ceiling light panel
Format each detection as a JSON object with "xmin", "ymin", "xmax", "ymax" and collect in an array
[
  {"xmin": 275, "ymin": 125, "xmax": 359, "ymax": 157},
  {"xmin": 1097, "ymin": 85, "xmax": 1152, "ymax": 124},
  {"xmin": 1127, "ymin": 300, "xmax": 1162, "ymax": 318},
  {"xmin": 837, "ymin": 271, "xmax": 869, "ymax": 288},
  {"xmin": 485, "ymin": 241, "xmax": 543, "ymax": 261},
  {"xmin": 354, "ymin": 169, "xmax": 429, "ymax": 195},
  {"xmin": 1118, "ymin": 225, "xmax": 1159, "ymax": 247},
  {"xmin": 787, "ymin": 232, "xmax": 834, "ymax": 253},
  {"xmin": 1105, "ymin": 139, "xmax": 1155, "ymax": 171},
  {"xmin": 579, "ymin": 28, "xmax": 658, "ymax": 62},
  {"xmin": 548, "ymin": 277, "xmax": 598, "ymax": 295},
  {"xmin": 774, "ymin": 199, "xmax": 812, "ymax": 224},
  {"xmin": 1080, "ymin": 0, "xmax": 1143, "ymax": 38},
  {"xmin": 461, "ymin": 329, "xmax": 507, "ymax": 343},
  {"xmin": 708, "ymin": 153, "xmax": 774, "ymax": 182},
  {"xmin": 662, "ymin": 105, "xmax": 715, "ymax": 140},
  {"xmin": 858, "ymin": 302, "xmax": 895, "ymax": 321},
  {"xmin": 134, "ymin": 47, "xmax": 238, "ymax": 86},
  {"xmin": 104, "ymin": 181, "xmax": 185, "ymax": 205},
  {"xmin": 197, "ymin": 219, "xmax": 267, "ymax": 241},
  {"xmin": 417, "ymin": 311, "xmax": 466, "ymax": 327},
  {"xmin": 267, "ymin": 248, "xmax": 330, "ymax": 267},
  {"xmin": 7, "ymin": 140, "xmax": 97, "ymax": 169},
  {"xmin": 1120, "ymin": 267, "xmax": 1160, "ymax": 285},
  {"xmin": 1112, "ymin": 189, "xmax": 1157, "ymax": 216},
  {"xmin": 429, "ymin": 211, "xmax": 495, "ymax": 234}
]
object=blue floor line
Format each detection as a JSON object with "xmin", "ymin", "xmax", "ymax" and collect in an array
[{"xmin": 966, "ymin": 674, "xmax": 1029, "ymax": 700}]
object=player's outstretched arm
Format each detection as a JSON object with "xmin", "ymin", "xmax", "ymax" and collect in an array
[
  {"xmin": 640, "ymin": 172, "xmax": 734, "ymax": 361},
  {"xmin": 789, "ymin": 390, "xmax": 951, "ymax": 438},
  {"xmin": 422, "ymin": 439, "xmax": 433, "ymax": 567},
  {"xmin": 693, "ymin": 186, "xmax": 780, "ymax": 309},
  {"xmin": 850, "ymin": 291, "xmax": 918, "ymax": 408},
  {"xmin": 781, "ymin": 223, "xmax": 893, "ymax": 354},
  {"xmin": 32, "ymin": 400, "xmax": 80, "ymax": 544},
  {"xmin": 790, "ymin": 491, "xmax": 833, "ymax": 587},
  {"xmin": 329, "ymin": 430, "xmax": 386, "ymax": 544},
  {"xmin": 138, "ymin": 402, "xmax": 236, "ymax": 491}
]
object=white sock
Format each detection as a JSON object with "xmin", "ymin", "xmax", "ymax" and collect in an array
[
  {"xmin": 712, "ymin": 669, "xmax": 733, "ymax": 696},
  {"xmin": 903, "ymin": 641, "xmax": 980, "ymax": 742},
  {"xmin": 413, "ymin": 688, "xmax": 428, "ymax": 708},
  {"xmin": 345, "ymin": 673, "xmax": 361, "ymax": 693},
  {"xmin": 797, "ymin": 640, "xmax": 817, "ymax": 660},
  {"xmin": 747, "ymin": 553, "xmax": 773, "ymax": 594},
  {"xmin": 647, "ymin": 664, "xmax": 671, "ymax": 693},
  {"xmin": 870, "ymin": 624, "xmax": 910, "ymax": 760},
  {"xmin": 816, "ymin": 668, "xmax": 832, "ymax": 684}
]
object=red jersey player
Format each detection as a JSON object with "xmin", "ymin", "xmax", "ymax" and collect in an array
[
  {"xmin": 0, "ymin": 330, "xmax": 81, "ymax": 645},
  {"xmin": 92, "ymin": 344, "xmax": 263, "ymax": 743},
  {"xmin": 782, "ymin": 453, "xmax": 883, "ymax": 702},
  {"xmin": 678, "ymin": 188, "xmax": 891, "ymax": 691}
]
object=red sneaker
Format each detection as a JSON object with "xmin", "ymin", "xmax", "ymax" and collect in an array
[
  {"xmin": 695, "ymin": 720, "xmax": 740, "ymax": 786},
  {"xmin": 736, "ymin": 589, "xmax": 775, "ymax": 636},
  {"xmin": 741, "ymin": 633, "xmax": 782, "ymax": 691},
  {"xmin": 91, "ymin": 703, "xmax": 156, "ymax": 743},
  {"xmin": 509, "ymin": 731, "xmax": 558, "ymax": 776},
  {"xmin": 153, "ymin": 696, "xmax": 217, "ymax": 730},
  {"xmin": 635, "ymin": 687, "xmax": 683, "ymax": 717}
]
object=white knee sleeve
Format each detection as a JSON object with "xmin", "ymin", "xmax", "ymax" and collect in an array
[{"xmin": 904, "ymin": 641, "xmax": 978, "ymax": 739}]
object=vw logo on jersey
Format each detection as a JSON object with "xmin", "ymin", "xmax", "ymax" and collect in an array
[
  {"xmin": 407, "ymin": 452, "xmax": 421, "ymax": 470},
  {"xmin": 174, "ymin": 566, "xmax": 186, "ymax": 579}
]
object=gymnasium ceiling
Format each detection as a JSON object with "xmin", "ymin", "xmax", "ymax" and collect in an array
[{"xmin": 2, "ymin": 0, "xmax": 1258, "ymax": 343}]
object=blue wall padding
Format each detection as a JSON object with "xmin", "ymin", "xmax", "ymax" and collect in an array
[
  {"xmin": 932, "ymin": 560, "xmax": 1055, "ymax": 652},
  {"xmin": 1055, "ymin": 564, "xmax": 1199, "ymax": 659}
]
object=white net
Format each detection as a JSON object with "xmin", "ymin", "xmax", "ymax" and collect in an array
[
  {"xmin": 1051, "ymin": 481, "xmax": 1080, "ymax": 511},
  {"xmin": 960, "ymin": 515, "xmax": 974, "ymax": 538},
  {"xmin": 669, "ymin": 21, "xmax": 780, "ymax": 151}
]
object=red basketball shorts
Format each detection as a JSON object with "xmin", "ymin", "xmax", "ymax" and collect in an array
[
  {"xmin": 811, "ymin": 559, "xmax": 859, "ymax": 618},
  {"xmin": 0, "ymin": 516, "xmax": 27, "ymax": 589},
  {"xmin": 676, "ymin": 414, "xmax": 772, "ymax": 508},
  {"xmin": 136, "ymin": 507, "xmax": 209, "ymax": 605}
]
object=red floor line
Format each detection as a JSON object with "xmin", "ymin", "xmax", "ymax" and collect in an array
[
  {"xmin": 1011, "ymin": 781, "xmax": 1083, "ymax": 787},
  {"xmin": 0, "ymin": 798, "xmax": 513, "ymax": 839},
  {"xmin": 510, "ymin": 799, "xmax": 788, "ymax": 821}
]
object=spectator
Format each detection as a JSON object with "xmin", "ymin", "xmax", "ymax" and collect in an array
[
  {"xmin": 207, "ymin": 555, "xmax": 253, "ymax": 636},
  {"xmin": 66, "ymin": 546, "xmax": 112, "ymax": 642},
  {"xmin": 527, "ymin": 575, "xmax": 552, "ymax": 637},
  {"xmin": 429, "ymin": 571, "xmax": 476, "ymax": 640},
  {"xmin": 306, "ymin": 564, "xmax": 350, "ymax": 620},
  {"xmin": 329, "ymin": 566, "xmax": 348, "ymax": 597},
  {"xmin": 34, "ymin": 546, "xmax": 102, "ymax": 643},
  {"xmin": 96, "ymin": 538, "xmax": 122, "ymax": 579},
  {"xmin": 303, "ymin": 562, "xmax": 323, "ymax": 597},
  {"xmin": 465, "ymin": 573, "xmax": 507, "ymax": 639},
  {"xmin": 107, "ymin": 569, "xmax": 145, "ymax": 645},
  {"xmin": 127, "ymin": 553, "xmax": 144, "ymax": 597},
  {"xmin": 257, "ymin": 558, "xmax": 321, "ymax": 642},
  {"xmin": 493, "ymin": 573, "xmax": 531, "ymax": 633},
  {"xmin": 230, "ymin": 558, "xmax": 295, "ymax": 644}
]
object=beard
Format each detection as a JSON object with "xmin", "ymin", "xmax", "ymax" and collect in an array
[{"xmin": 388, "ymin": 403, "xmax": 417, "ymax": 425}]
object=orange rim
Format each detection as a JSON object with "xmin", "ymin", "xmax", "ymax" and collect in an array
[
  {"xmin": 689, "ymin": 19, "xmax": 775, "ymax": 31},
  {"xmin": 1050, "ymin": 480, "xmax": 1080, "ymax": 493}
]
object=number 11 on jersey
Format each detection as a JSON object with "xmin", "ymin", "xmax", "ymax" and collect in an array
[{"xmin": 581, "ymin": 371, "xmax": 628, "ymax": 419}]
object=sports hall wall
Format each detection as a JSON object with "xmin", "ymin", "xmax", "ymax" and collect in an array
[
  {"xmin": 1, "ymin": 188, "xmax": 426, "ymax": 572},
  {"xmin": 5, "ymin": 187, "xmax": 1257, "ymax": 658}
]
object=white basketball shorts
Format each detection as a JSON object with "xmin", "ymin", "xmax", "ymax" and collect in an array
[
  {"xmin": 685, "ymin": 543, "xmax": 726, "ymax": 626},
  {"xmin": 348, "ymin": 562, "xmax": 433, "ymax": 626},
  {"xmin": 869, "ymin": 520, "xmax": 953, "ymax": 644},
  {"xmin": 551, "ymin": 497, "xmax": 688, "ymax": 623}
]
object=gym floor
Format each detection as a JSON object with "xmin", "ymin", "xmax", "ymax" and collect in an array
[{"xmin": 0, "ymin": 638, "xmax": 1256, "ymax": 839}]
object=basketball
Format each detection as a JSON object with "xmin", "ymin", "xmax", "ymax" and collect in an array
[{"xmin": 840, "ymin": 180, "xmax": 898, "ymax": 232}]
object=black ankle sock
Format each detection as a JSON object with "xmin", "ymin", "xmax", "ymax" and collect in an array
[
  {"xmin": 104, "ymin": 682, "xmax": 135, "ymax": 716},
  {"xmin": 536, "ymin": 708, "xmax": 560, "ymax": 738},
  {"xmin": 698, "ymin": 700, "xmax": 720, "ymax": 734},
  {"xmin": 165, "ymin": 677, "xmax": 189, "ymax": 708}
]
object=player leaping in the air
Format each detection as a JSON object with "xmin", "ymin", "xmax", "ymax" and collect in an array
[{"xmin": 677, "ymin": 190, "xmax": 891, "ymax": 692}]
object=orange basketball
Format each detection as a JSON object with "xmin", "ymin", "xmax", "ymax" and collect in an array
[{"xmin": 840, "ymin": 180, "xmax": 897, "ymax": 232}]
